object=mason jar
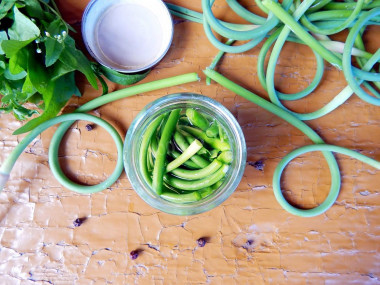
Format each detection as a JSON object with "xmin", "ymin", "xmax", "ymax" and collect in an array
[{"xmin": 124, "ymin": 93, "xmax": 246, "ymax": 215}]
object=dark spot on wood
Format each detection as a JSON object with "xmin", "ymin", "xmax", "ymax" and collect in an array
[
  {"xmin": 197, "ymin": 237, "xmax": 209, "ymax": 247},
  {"xmin": 242, "ymin": 239, "xmax": 255, "ymax": 251},
  {"xmin": 73, "ymin": 217, "xmax": 87, "ymax": 227},
  {"xmin": 248, "ymin": 160, "xmax": 265, "ymax": 171},
  {"xmin": 130, "ymin": 249, "xmax": 143, "ymax": 260},
  {"xmin": 85, "ymin": 124, "xmax": 94, "ymax": 131}
]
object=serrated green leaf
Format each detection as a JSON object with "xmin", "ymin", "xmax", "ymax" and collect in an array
[
  {"xmin": 9, "ymin": 48, "xmax": 28, "ymax": 74},
  {"xmin": 27, "ymin": 50, "xmax": 50, "ymax": 95},
  {"xmin": 51, "ymin": 60, "xmax": 75, "ymax": 80},
  {"xmin": 0, "ymin": 105, "xmax": 13, "ymax": 113},
  {"xmin": 44, "ymin": 18, "xmax": 66, "ymax": 66},
  {"xmin": 13, "ymin": 72, "xmax": 78, "ymax": 134},
  {"xmin": 9, "ymin": 57, "xmax": 25, "ymax": 74},
  {"xmin": 0, "ymin": 95, "xmax": 38, "ymax": 120},
  {"xmin": 0, "ymin": 31, "xmax": 9, "ymax": 55},
  {"xmin": 23, "ymin": 0, "xmax": 44, "ymax": 19},
  {"xmin": 28, "ymin": 92, "xmax": 42, "ymax": 104},
  {"xmin": 2, "ymin": 38, "xmax": 34, "ymax": 58},
  {"xmin": 44, "ymin": 38, "xmax": 63, "ymax": 67},
  {"xmin": 0, "ymin": 0, "xmax": 16, "ymax": 20},
  {"xmin": 22, "ymin": 73, "xmax": 36, "ymax": 94},
  {"xmin": 1, "ymin": 94, "xmax": 13, "ymax": 104},
  {"xmin": 7, "ymin": 99, "xmax": 38, "ymax": 120},
  {"xmin": 8, "ymin": 6, "xmax": 40, "ymax": 41},
  {"xmin": 11, "ymin": 100, "xmax": 39, "ymax": 120},
  {"xmin": 59, "ymin": 36, "xmax": 98, "ymax": 89},
  {"xmin": 99, "ymin": 64, "xmax": 150, "ymax": 85}
]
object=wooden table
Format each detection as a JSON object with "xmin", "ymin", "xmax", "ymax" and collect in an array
[{"xmin": 0, "ymin": 1, "xmax": 379, "ymax": 284}]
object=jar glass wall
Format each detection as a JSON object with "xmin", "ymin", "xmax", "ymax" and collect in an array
[{"xmin": 124, "ymin": 93, "xmax": 246, "ymax": 215}]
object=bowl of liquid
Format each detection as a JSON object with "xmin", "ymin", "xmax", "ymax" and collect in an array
[{"xmin": 82, "ymin": 0, "xmax": 173, "ymax": 73}]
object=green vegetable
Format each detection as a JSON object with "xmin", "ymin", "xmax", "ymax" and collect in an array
[
  {"xmin": 173, "ymin": 131, "xmax": 210, "ymax": 168},
  {"xmin": 139, "ymin": 114, "xmax": 165, "ymax": 184},
  {"xmin": 179, "ymin": 125, "xmax": 231, "ymax": 151},
  {"xmin": 186, "ymin": 108, "xmax": 209, "ymax": 130},
  {"xmin": 152, "ymin": 109, "xmax": 182, "ymax": 195},
  {"xmin": 171, "ymin": 159, "xmax": 223, "ymax": 180},
  {"xmin": 203, "ymin": 69, "xmax": 380, "ymax": 217},
  {"xmin": 205, "ymin": 38, "xmax": 235, "ymax": 85},
  {"xmin": 166, "ymin": 139, "xmax": 203, "ymax": 172},
  {"xmin": 216, "ymin": 151, "xmax": 233, "ymax": 164},
  {"xmin": 170, "ymin": 150, "xmax": 201, "ymax": 169},
  {"xmin": 0, "ymin": 72, "xmax": 200, "ymax": 193},
  {"xmin": 168, "ymin": 1, "xmax": 380, "ymax": 216},
  {"xmin": 0, "ymin": 1, "xmax": 97, "ymax": 133},
  {"xmin": 141, "ymin": 105, "xmax": 232, "ymax": 203},
  {"xmin": 180, "ymin": 130, "xmax": 210, "ymax": 155},
  {"xmin": 0, "ymin": 0, "xmax": 150, "ymax": 134},
  {"xmin": 168, "ymin": 1, "xmax": 380, "ymax": 114},
  {"xmin": 205, "ymin": 121, "xmax": 219, "ymax": 138},
  {"xmin": 160, "ymin": 191, "xmax": 202, "ymax": 203},
  {"xmin": 164, "ymin": 164, "xmax": 229, "ymax": 191}
]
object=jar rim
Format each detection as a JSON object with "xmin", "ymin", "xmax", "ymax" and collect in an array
[{"xmin": 124, "ymin": 93, "xmax": 247, "ymax": 215}]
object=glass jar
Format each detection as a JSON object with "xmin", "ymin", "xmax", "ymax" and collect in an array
[{"xmin": 124, "ymin": 93, "xmax": 246, "ymax": 215}]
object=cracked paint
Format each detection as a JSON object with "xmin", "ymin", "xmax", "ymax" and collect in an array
[{"xmin": 0, "ymin": 0, "xmax": 379, "ymax": 284}]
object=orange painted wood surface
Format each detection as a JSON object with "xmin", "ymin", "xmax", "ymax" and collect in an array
[{"xmin": 0, "ymin": 1, "xmax": 379, "ymax": 284}]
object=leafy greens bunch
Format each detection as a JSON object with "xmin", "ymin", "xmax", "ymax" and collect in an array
[{"xmin": 0, "ymin": 0, "xmax": 148, "ymax": 135}]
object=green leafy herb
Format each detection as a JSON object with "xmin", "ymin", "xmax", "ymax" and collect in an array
[
  {"xmin": 0, "ymin": 0, "xmax": 94, "ymax": 132},
  {"xmin": 0, "ymin": 0, "xmax": 150, "ymax": 134}
]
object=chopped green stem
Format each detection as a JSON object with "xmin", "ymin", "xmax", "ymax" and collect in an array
[
  {"xmin": 307, "ymin": 0, "xmax": 331, "ymax": 13},
  {"xmin": 183, "ymin": 135, "xmax": 210, "ymax": 156},
  {"xmin": 179, "ymin": 126, "xmax": 231, "ymax": 151},
  {"xmin": 170, "ymin": 150, "xmax": 201, "ymax": 169},
  {"xmin": 164, "ymin": 165, "xmax": 229, "ymax": 191},
  {"xmin": 206, "ymin": 121, "xmax": 219, "ymax": 138},
  {"xmin": 152, "ymin": 109, "xmax": 181, "ymax": 195},
  {"xmin": 160, "ymin": 191, "xmax": 202, "ymax": 203},
  {"xmin": 166, "ymin": 139, "xmax": 203, "ymax": 172},
  {"xmin": 186, "ymin": 108, "xmax": 209, "ymax": 130},
  {"xmin": 217, "ymin": 151, "xmax": 233, "ymax": 164},
  {"xmin": 139, "ymin": 115, "xmax": 165, "ymax": 185},
  {"xmin": 171, "ymin": 160, "xmax": 223, "ymax": 180},
  {"xmin": 75, "ymin": 73, "xmax": 200, "ymax": 113},
  {"xmin": 158, "ymin": 112, "xmax": 170, "ymax": 137},
  {"xmin": 173, "ymin": 131, "xmax": 210, "ymax": 168}
]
